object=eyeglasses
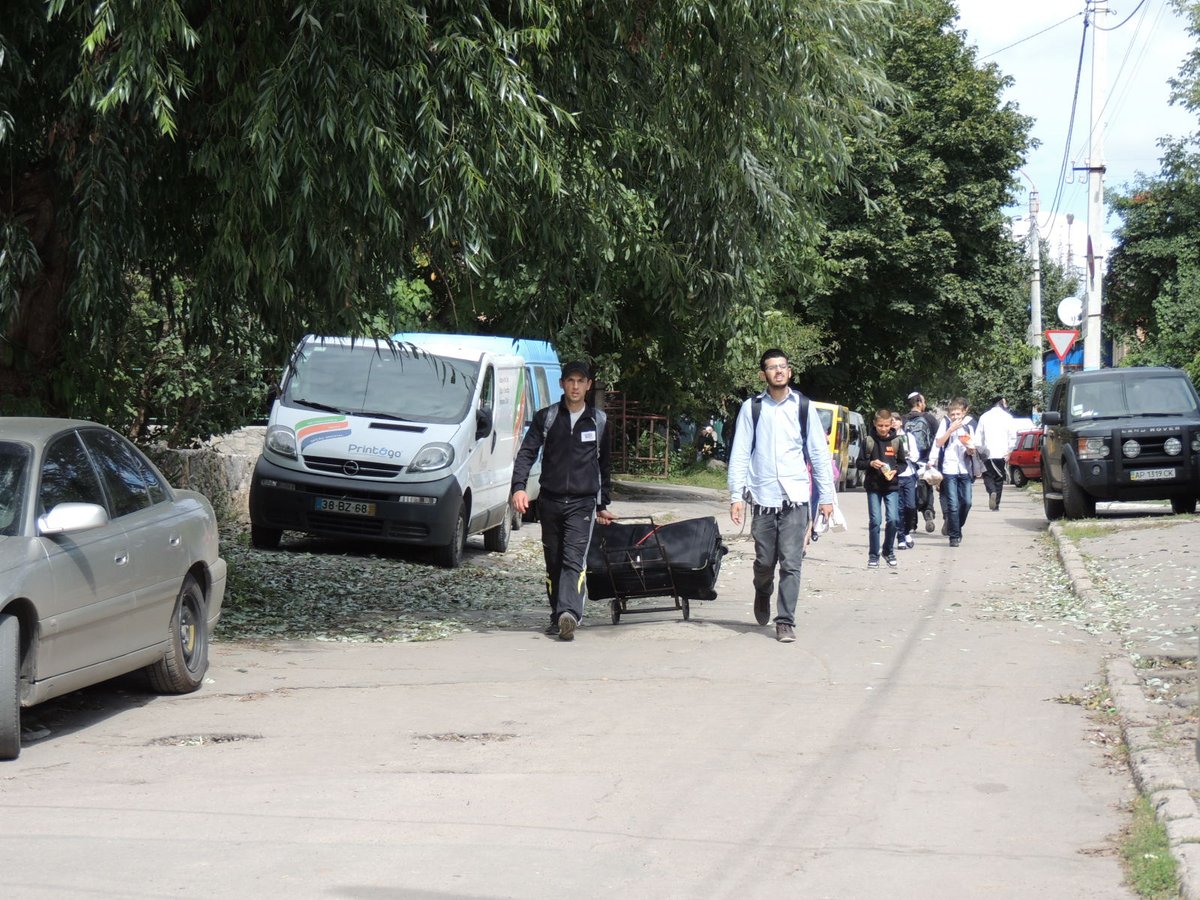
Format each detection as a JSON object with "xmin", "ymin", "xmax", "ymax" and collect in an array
[{"xmin": 764, "ymin": 363, "xmax": 791, "ymax": 373}]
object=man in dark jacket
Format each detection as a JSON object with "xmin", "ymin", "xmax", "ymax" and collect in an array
[
  {"xmin": 903, "ymin": 391, "xmax": 938, "ymax": 533},
  {"xmin": 856, "ymin": 409, "xmax": 906, "ymax": 568},
  {"xmin": 511, "ymin": 361, "xmax": 614, "ymax": 641}
]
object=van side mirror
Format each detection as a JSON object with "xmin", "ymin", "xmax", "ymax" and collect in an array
[
  {"xmin": 475, "ymin": 408, "xmax": 493, "ymax": 439},
  {"xmin": 1041, "ymin": 411, "xmax": 1062, "ymax": 426}
]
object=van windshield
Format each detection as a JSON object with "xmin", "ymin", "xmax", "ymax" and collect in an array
[
  {"xmin": 283, "ymin": 342, "xmax": 479, "ymax": 425},
  {"xmin": 815, "ymin": 408, "xmax": 833, "ymax": 434}
]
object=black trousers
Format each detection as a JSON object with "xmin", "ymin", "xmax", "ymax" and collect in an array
[
  {"xmin": 538, "ymin": 494, "xmax": 597, "ymax": 623},
  {"xmin": 916, "ymin": 481, "xmax": 935, "ymax": 518},
  {"xmin": 983, "ymin": 458, "xmax": 1006, "ymax": 502}
]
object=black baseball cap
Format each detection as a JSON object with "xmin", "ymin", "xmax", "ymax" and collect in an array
[{"xmin": 561, "ymin": 360, "xmax": 592, "ymax": 380}]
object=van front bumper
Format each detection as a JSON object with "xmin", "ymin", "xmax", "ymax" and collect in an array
[{"xmin": 249, "ymin": 455, "xmax": 464, "ymax": 546}]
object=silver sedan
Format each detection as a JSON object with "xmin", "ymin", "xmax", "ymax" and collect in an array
[{"xmin": 0, "ymin": 418, "xmax": 226, "ymax": 759}]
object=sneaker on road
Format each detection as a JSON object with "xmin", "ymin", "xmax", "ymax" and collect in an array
[
  {"xmin": 558, "ymin": 612, "xmax": 577, "ymax": 641},
  {"xmin": 905, "ymin": 534, "xmax": 915, "ymax": 549},
  {"xmin": 754, "ymin": 590, "xmax": 771, "ymax": 626},
  {"xmin": 777, "ymin": 623, "xmax": 796, "ymax": 642},
  {"xmin": 949, "ymin": 538, "xmax": 961, "ymax": 547},
  {"xmin": 868, "ymin": 556, "xmax": 880, "ymax": 568},
  {"xmin": 924, "ymin": 510, "xmax": 935, "ymax": 533},
  {"xmin": 543, "ymin": 621, "xmax": 560, "ymax": 636},
  {"xmin": 989, "ymin": 492, "xmax": 999, "ymax": 511},
  {"xmin": 885, "ymin": 554, "xmax": 898, "ymax": 567}
]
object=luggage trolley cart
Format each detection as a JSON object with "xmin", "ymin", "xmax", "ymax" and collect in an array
[{"xmin": 586, "ymin": 516, "xmax": 727, "ymax": 625}]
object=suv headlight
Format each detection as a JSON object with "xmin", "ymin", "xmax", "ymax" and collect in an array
[
  {"xmin": 1121, "ymin": 439, "xmax": 1140, "ymax": 459},
  {"xmin": 1078, "ymin": 437, "xmax": 1110, "ymax": 460},
  {"xmin": 1164, "ymin": 437, "xmax": 1183, "ymax": 456},
  {"xmin": 1192, "ymin": 434, "xmax": 1200, "ymax": 453},
  {"xmin": 265, "ymin": 425, "xmax": 298, "ymax": 459},
  {"xmin": 408, "ymin": 442, "xmax": 454, "ymax": 473}
]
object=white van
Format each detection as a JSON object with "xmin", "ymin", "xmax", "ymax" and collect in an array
[{"xmin": 249, "ymin": 335, "xmax": 527, "ymax": 566}]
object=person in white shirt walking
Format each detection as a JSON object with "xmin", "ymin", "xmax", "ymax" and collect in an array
[
  {"xmin": 933, "ymin": 397, "xmax": 979, "ymax": 547},
  {"xmin": 975, "ymin": 396, "xmax": 1017, "ymax": 511},
  {"xmin": 727, "ymin": 349, "xmax": 835, "ymax": 642}
]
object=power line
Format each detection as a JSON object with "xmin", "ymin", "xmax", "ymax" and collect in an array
[
  {"xmin": 977, "ymin": 13, "xmax": 1084, "ymax": 61},
  {"xmin": 1096, "ymin": 0, "xmax": 1149, "ymax": 31},
  {"xmin": 1042, "ymin": 13, "xmax": 1092, "ymax": 242}
]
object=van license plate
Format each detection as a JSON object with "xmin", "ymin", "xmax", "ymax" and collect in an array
[
  {"xmin": 1130, "ymin": 468, "xmax": 1174, "ymax": 482},
  {"xmin": 315, "ymin": 498, "xmax": 377, "ymax": 516}
]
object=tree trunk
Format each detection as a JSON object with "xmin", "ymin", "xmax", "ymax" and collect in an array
[{"xmin": 0, "ymin": 165, "xmax": 71, "ymax": 407}]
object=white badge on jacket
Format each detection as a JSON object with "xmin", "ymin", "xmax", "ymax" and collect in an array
[{"xmin": 581, "ymin": 430, "xmax": 596, "ymax": 442}]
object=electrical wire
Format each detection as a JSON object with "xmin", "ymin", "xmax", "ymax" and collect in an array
[
  {"xmin": 1042, "ymin": 13, "xmax": 1092, "ymax": 242},
  {"xmin": 976, "ymin": 12, "xmax": 1084, "ymax": 61},
  {"xmin": 1096, "ymin": 0, "xmax": 1149, "ymax": 30}
]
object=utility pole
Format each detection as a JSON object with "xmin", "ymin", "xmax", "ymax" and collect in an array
[
  {"xmin": 1083, "ymin": 0, "xmax": 1108, "ymax": 370},
  {"xmin": 1027, "ymin": 187, "xmax": 1043, "ymax": 386}
]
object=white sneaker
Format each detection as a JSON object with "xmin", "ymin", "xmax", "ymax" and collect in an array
[{"xmin": 904, "ymin": 534, "xmax": 915, "ymax": 549}]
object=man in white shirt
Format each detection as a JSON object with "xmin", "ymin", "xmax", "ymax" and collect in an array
[
  {"xmin": 727, "ymin": 349, "xmax": 836, "ymax": 642},
  {"xmin": 975, "ymin": 396, "xmax": 1017, "ymax": 511},
  {"xmin": 933, "ymin": 397, "xmax": 978, "ymax": 547}
]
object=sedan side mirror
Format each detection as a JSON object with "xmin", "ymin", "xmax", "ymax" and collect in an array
[{"xmin": 38, "ymin": 502, "xmax": 110, "ymax": 536}]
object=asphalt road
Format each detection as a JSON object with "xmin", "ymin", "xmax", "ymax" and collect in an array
[{"xmin": 1, "ymin": 482, "xmax": 1147, "ymax": 899}]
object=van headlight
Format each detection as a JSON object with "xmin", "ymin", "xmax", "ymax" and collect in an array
[
  {"xmin": 265, "ymin": 425, "xmax": 298, "ymax": 459},
  {"xmin": 408, "ymin": 442, "xmax": 454, "ymax": 473}
]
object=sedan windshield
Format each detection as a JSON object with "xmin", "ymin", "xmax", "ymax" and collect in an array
[
  {"xmin": 0, "ymin": 442, "xmax": 31, "ymax": 537},
  {"xmin": 1070, "ymin": 375, "xmax": 1200, "ymax": 420},
  {"xmin": 282, "ymin": 341, "xmax": 479, "ymax": 425}
]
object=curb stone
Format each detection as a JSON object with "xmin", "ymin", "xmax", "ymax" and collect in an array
[{"xmin": 1047, "ymin": 505, "xmax": 1200, "ymax": 899}]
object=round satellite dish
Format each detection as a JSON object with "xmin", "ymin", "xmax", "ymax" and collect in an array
[{"xmin": 1057, "ymin": 295, "xmax": 1082, "ymax": 327}]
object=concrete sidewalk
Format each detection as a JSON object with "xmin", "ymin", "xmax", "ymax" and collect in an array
[
  {"xmin": 1048, "ymin": 504, "xmax": 1200, "ymax": 898},
  {"xmin": 1, "ymin": 483, "xmax": 1139, "ymax": 898}
]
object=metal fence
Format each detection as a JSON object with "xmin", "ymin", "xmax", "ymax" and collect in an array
[{"xmin": 602, "ymin": 391, "xmax": 670, "ymax": 477}]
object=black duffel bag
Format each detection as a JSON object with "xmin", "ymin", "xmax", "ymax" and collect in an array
[{"xmin": 586, "ymin": 516, "xmax": 727, "ymax": 602}]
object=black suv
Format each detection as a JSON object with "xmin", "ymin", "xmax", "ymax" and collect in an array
[{"xmin": 1041, "ymin": 366, "xmax": 1200, "ymax": 520}]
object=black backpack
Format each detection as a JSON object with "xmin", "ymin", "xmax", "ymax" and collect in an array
[{"xmin": 905, "ymin": 414, "xmax": 933, "ymax": 460}]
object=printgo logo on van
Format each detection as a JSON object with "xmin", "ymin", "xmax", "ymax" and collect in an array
[
  {"xmin": 297, "ymin": 415, "xmax": 351, "ymax": 451},
  {"xmin": 347, "ymin": 443, "xmax": 405, "ymax": 460}
]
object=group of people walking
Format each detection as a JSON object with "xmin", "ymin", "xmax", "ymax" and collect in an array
[
  {"xmin": 856, "ymin": 392, "xmax": 1019, "ymax": 563},
  {"xmin": 510, "ymin": 346, "xmax": 1018, "ymax": 643}
]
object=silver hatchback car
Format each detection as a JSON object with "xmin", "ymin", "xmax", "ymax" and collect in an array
[{"xmin": 0, "ymin": 418, "xmax": 226, "ymax": 759}]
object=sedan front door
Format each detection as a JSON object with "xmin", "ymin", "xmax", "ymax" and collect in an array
[{"xmin": 37, "ymin": 431, "xmax": 140, "ymax": 679}]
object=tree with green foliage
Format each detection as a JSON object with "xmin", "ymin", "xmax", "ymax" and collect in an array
[
  {"xmin": 429, "ymin": 1, "xmax": 899, "ymax": 416},
  {"xmin": 2, "ymin": 0, "xmax": 899, "ymax": 439},
  {"xmin": 1102, "ymin": 0, "xmax": 1200, "ymax": 384},
  {"xmin": 2, "ymin": 0, "xmax": 570, "ymax": 431},
  {"xmin": 1105, "ymin": 140, "xmax": 1200, "ymax": 383},
  {"xmin": 786, "ymin": 0, "xmax": 1033, "ymax": 413}
]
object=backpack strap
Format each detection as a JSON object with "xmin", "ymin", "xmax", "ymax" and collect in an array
[{"xmin": 750, "ymin": 392, "xmax": 810, "ymax": 464}]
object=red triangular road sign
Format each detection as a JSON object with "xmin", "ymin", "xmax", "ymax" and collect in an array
[{"xmin": 1046, "ymin": 329, "xmax": 1080, "ymax": 361}]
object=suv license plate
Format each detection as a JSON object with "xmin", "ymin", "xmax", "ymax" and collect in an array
[
  {"xmin": 1130, "ymin": 468, "xmax": 1174, "ymax": 482},
  {"xmin": 315, "ymin": 498, "xmax": 377, "ymax": 516}
]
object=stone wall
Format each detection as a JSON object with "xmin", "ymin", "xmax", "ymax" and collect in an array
[{"xmin": 149, "ymin": 426, "xmax": 264, "ymax": 524}]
